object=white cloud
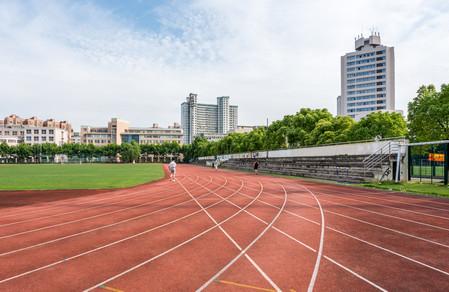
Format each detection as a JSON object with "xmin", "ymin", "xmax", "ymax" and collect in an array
[{"xmin": 0, "ymin": 0, "xmax": 448, "ymax": 129}]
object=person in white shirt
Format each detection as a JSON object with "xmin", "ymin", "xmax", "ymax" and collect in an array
[{"xmin": 168, "ymin": 160, "xmax": 177, "ymax": 181}]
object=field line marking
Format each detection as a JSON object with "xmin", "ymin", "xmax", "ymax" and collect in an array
[
  {"xmin": 0, "ymin": 175, "xmax": 237, "ymax": 284},
  {"xmin": 0, "ymin": 176, "xmax": 215, "ymax": 239},
  {"xmin": 216, "ymin": 279, "xmax": 276, "ymax": 291},
  {"xmin": 314, "ymin": 190, "xmax": 449, "ymax": 221},
  {"xmin": 185, "ymin": 176, "xmax": 281, "ymax": 291},
  {"xmin": 286, "ymin": 196, "xmax": 449, "ymax": 249},
  {"xmin": 196, "ymin": 183, "xmax": 287, "ymax": 292},
  {"xmin": 0, "ymin": 175, "xmax": 197, "ymax": 226},
  {"xmin": 0, "ymin": 176, "xmax": 226, "ymax": 256},
  {"xmin": 0, "ymin": 175, "xmax": 192, "ymax": 221},
  {"xmin": 244, "ymin": 184, "xmax": 449, "ymax": 232},
  {"xmin": 83, "ymin": 176, "xmax": 263, "ymax": 291},
  {"xmin": 314, "ymin": 187, "xmax": 449, "ymax": 213},
  {"xmin": 100, "ymin": 285, "xmax": 124, "ymax": 292},
  {"xmin": 256, "ymin": 191, "xmax": 449, "ymax": 277},
  {"xmin": 291, "ymin": 184, "xmax": 325, "ymax": 292},
  {"xmin": 272, "ymin": 225, "xmax": 387, "ymax": 291}
]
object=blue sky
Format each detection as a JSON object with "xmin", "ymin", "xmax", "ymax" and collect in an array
[{"xmin": 0, "ymin": 0, "xmax": 448, "ymax": 129}]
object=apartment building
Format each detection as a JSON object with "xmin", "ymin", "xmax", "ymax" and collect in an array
[
  {"xmin": 338, "ymin": 33, "xmax": 395, "ymax": 121},
  {"xmin": 0, "ymin": 114, "xmax": 71, "ymax": 146},
  {"xmin": 181, "ymin": 93, "xmax": 238, "ymax": 144}
]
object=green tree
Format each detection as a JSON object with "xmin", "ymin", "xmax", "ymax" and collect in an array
[
  {"xmin": 408, "ymin": 84, "xmax": 449, "ymax": 141},
  {"xmin": 120, "ymin": 142, "xmax": 141, "ymax": 163},
  {"xmin": 348, "ymin": 111, "xmax": 407, "ymax": 141}
]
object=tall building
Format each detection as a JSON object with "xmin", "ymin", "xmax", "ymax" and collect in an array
[
  {"xmin": 338, "ymin": 33, "xmax": 395, "ymax": 120},
  {"xmin": 181, "ymin": 93, "xmax": 238, "ymax": 144},
  {"xmin": 0, "ymin": 114, "xmax": 72, "ymax": 146}
]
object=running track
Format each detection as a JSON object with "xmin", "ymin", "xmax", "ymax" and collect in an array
[{"xmin": 1, "ymin": 165, "xmax": 449, "ymax": 291}]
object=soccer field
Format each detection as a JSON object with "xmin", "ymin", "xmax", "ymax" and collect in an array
[{"xmin": 0, "ymin": 163, "xmax": 164, "ymax": 190}]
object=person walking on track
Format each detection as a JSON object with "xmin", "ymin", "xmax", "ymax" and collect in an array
[
  {"xmin": 253, "ymin": 160, "xmax": 259, "ymax": 175},
  {"xmin": 168, "ymin": 160, "xmax": 177, "ymax": 181}
]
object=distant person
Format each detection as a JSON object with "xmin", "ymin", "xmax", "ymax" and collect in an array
[
  {"xmin": 214, "ymin": 160, "xmax": 219, "ymax": 170},
  {"xmin": 253, "ymin": 160, "xmax": 259, "ymax": 175},
  {"xmin": 168, "ymin": 160, "xmax": 177, "ymax": 181}
]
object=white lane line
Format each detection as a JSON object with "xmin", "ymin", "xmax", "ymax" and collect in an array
[
  {"xmin": 253, "ymin": 193, "xmax": 449, "ymax": 277},
  {"xmin": 185, "ymin": 177, "xmax": 281, "ymax": 292},
  {"xmin": 83, "ymin": 177, "xmax": 264, "ymax": 292},
  {"xmin": 204, "ymin": 181, "xmax": 387, "ymax": 292},
  {"xmin": 245, "ymin": 184, "xmax": 449, "ymax": 232},
  {"xmin": 315, "ymin": 191, "xmax": 449, "ymax": 221},
  {"xmin": 322, "ymin": 256, "xmax": 387, "ymax": 292},
  {"xmin": 0, "ymin": 177, "xmax": 228, "ymax": 257},
  {"xmin": 273, "ymin": 227, "xmax": 387, "ymax": 292},
  {"xmin": 0, "ymin": 176, "xmax": 243, "ymax": 284},
  {"xmin": 292, "ymin": 184, "xmax": 325, "ymax": 292},
  {"xmin": 286, "ymin": 196, "xmax": 449, "ymax": 249},
  {"xmin": 314, "ymin": 195, "xmax": 449, "ymax": 232},
  {"xmin": 178, "ymin": 177, "xmax": 243, "ymax": 250},
  {"xmin": 0, "ymin": 176, "xmax": 191, "ymax": 221},
  {"xmin": 319, "ymin": 188, "xmax": 449, "ymax": 208},
  {"xmin": 0, "ymin": 176, "xmax": 195, "ymax": 228},
  {"xmin": 197, "ymin": 184, "xmax": 287, "ymax": 292},
  {"xmin": 0, "ymin": 176, "xmax": 214, "ymax": 239},
  {"xmin": 316, "ymin": 187, "xmax": 449, "ymax": 213}
]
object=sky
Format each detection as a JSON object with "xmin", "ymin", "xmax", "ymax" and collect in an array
[{"xmin": 1, "ymin": 0, "xmax": 448, "ymax": 130}]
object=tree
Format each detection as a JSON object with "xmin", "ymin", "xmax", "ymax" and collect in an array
[
  {"xmin": 347, "ymin": 111, "xmax": 407, "ymax": 141},
  {"xmin": 408, "ymin": 84, "xmax": 449, "ymax": 142},
  {"xmin": 120, "ymin": 142, "xmax": 141, "ymax": 163}
]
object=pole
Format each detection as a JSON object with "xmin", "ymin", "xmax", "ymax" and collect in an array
[
  {"xmin": 444, "ymin": 143, "xmax": 449, "ymax": 185},
  {"xmin": 266, "ymin": 118, "xmax": 269, "ymax": 159},
  {"xmin": 395, "ymin": 145, "xmax": 401, "ymax": 183},
  {"xmin": 407, "ymin": 145, "xmax": 412, "ymax": 181}
]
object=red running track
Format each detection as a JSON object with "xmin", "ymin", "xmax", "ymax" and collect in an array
[{"xmin": 0, "ymin": 164, "xmax": 448, "ymax": 292}]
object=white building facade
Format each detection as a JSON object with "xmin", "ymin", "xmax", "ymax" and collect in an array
[
  {"xmin": 181, "ymin": 93, "xmax": 238, "ymax": 144},
  {"xmin": 0, "ymin": 115, "xmax": 71, "ymax": 146},
  {"xmin": 338, "ymin": 33, "xmax": 395, "ymax": 121},
  {"xmin": 121, "ymin": 123, "xmax": 183, "ymax": 145}
]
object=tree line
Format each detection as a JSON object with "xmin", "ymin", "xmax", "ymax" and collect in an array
[
  {"xmin": 0, "ymin": 141, "xmax": 182, "ymax": 163},
  {"xmin": 1, "ymin": 83, "xmax": 447, "ymax": 163},
  {"xmin": 182, "ymin": 83, "xmax": 448, "ymax": 160}
]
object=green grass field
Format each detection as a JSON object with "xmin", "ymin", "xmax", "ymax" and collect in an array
[
  {"xmin": 360, "ymin": 181, "xmax": 449, "ymax": 198},
  {"xmin": 0, "ymin": 163, "xmax": 165, "ymax": 190},
  {"xmin": 411, "ymin": 165, "xmax": 445, "ymax": 177}
]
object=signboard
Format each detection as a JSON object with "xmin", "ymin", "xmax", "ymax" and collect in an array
[{"xmin": 428, "ymin": 153, "xmax": 445, "ymax": 162}]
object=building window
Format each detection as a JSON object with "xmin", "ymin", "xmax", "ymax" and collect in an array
[
  {"xmin": 42, "ymin": 129, "xmax": 46, "ymax": 134},
  {"xmin": 5, "ymin": 131, "xmax": 10, "ymax": 135},
  {"xmin": 42, "ymin": 136, "xmax": 47, "ymax": 141},
  {"xmin": 34, "ymin": 129, "xmax": 39, "ymax": 134},
  {"xmin": 26, "ymin": 136, "xmax": 32, "ymax": 141},
  {"xmin": 34, "ymin": 136, "xmax": 39, "ymax": 141},
  {"xmin": 12, "ymin": 131, "xmax": 17, "ymax": 135},
  {"xmin": 26, "ymin": 129, "xmax": 31, "ymax": 134},
  {"xmin": 49, "ymin": 129, "xmax": 54, "ymax": 135},
  {"xmin": 49, "ymin": 137, "xmax": 54, "ymax": 142}
]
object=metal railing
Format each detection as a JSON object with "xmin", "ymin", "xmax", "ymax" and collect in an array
[{"xmin": 363, "ymin": 141, "xmax": 400, "ymax": 176}]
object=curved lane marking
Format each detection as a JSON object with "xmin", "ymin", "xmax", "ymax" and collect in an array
[
  {"xmin": 196, "ymin": 183, "xmax": 287, "ymax": 292},
  {"xmin": 0, "ymin": 175, "xmax": 237, "ymax": 284},
  {"xmin": 83, "ymin": 176, "xmax": 264, "ymax": 291}
]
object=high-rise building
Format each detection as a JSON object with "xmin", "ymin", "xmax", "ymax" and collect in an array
[
  {"xmin": 338, "ymin": 33, "xmax": 395, "ymax": 121},
  {"xmin": 181, "ymin": 93, "xmax": 238, "ymax": 144}
]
